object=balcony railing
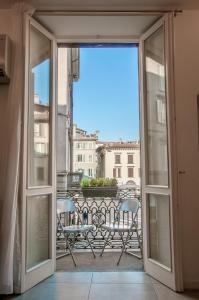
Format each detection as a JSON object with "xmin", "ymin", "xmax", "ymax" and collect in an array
[{"xmin": 57, "ymin": 187, "xmax": 142, "ymax": 255}]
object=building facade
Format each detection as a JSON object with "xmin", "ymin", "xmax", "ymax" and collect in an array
[
  {"xmin": 56, "ymin": 48, "xmax": 79, "ymax": 189},
  {"xmin": 73, "ymin": 124, "xmax": 99, "ymax": 177},
  {"xmin": 96, "ymin": 141, "xmax": 140, "ymax": 186},
  {"xmin": 29, "ymin": 98, "xmax": 50, "ymax": 186}
]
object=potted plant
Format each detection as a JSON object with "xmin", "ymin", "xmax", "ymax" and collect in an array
[{"xmin": 81, "ymin": 178, "xmax": 118, "ymax": 198}]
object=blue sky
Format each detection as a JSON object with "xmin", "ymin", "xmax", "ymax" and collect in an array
[
  {"xmin": 33, "ymin": 59, "xmax": 50, "ymax": 105},
  {"xmin": 73, "ymin": 47, "xmax": 139, "ymax": 141},
  {"xmin": 33, "ymin": 47, "xmax": 139, "ymax": 141}
]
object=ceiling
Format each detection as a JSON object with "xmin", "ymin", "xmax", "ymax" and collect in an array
[
  {"xmin": 1, "ymin": 0, "xmax": 199, "ymax": 10},
  {"xmin": 28, "ymin": 0, "xmax": 199, "ymax": 10}
]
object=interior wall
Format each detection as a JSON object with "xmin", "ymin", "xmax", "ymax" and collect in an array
[
  {"xmin": 0, "ymin": 9, "xmax": 16, "ymax": 215},
  {"xmin": 174, "ymin": 10, "xmax": 199, "ymax": 289},
  {"xmin": 0, "ymin": 7, "xmax": 24, "ymax": 294}
]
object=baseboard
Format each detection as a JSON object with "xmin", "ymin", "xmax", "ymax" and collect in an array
[{"xmin": 184, "ymin": 280, "xmax": 199, "ymax": 290}]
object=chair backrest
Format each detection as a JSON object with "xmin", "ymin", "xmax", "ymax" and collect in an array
[
  {"xmin": 118, "ymin": 198, "xmax": 139, "ymax": 213},
  {"xmin": 57, "ymin": 198, "xmax": 76, "ymax": 214}
]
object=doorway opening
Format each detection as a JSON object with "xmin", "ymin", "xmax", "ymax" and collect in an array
[
  {"xmin": 56, "ymin": 44, "xmax": 143, "ymax": 272},
  {"xmin": 22, "ymin": 13, "xmax": 180, "ymax": 293}
]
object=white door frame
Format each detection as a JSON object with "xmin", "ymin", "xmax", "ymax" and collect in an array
[
  {"xmin": 20, "ymin": 14, "xmax": 57, "ymax": 293},
  {"xmin": 20, "ymin": 11, "xmax": 183, "ymax": 293}
]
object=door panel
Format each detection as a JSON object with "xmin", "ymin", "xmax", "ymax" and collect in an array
[
  {"xmin": 26, "ymin": 194, "xmax": 50, "ymax": 270},
  {"xmin": 148, "ymin": 193, "xmax": 171, "ymax": 268},
  {"xmin": 21, "ymin": 15, "xmax": 57, "ymax": 293},
  {"xmin": 140, "ymin": 15, "xmax": 182, "ymax": 291}
]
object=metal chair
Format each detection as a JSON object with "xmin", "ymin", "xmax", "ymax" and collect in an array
[
  {"xmin": 100, "ymin": 198, "xmax": 142, "ymax": 265},
  {"xmin": 57, "ymin": 198, "xmax": 96, "ymax": 266}
]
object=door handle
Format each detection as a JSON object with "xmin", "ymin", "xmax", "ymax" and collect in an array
[{"xmin": 178, "ymin": 170, "xmax": 186, "ymax": 174}]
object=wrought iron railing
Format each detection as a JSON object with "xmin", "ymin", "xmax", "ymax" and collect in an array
[{"xmin": 57, "ymin": 188, "xmax": 142, "ymax": 252}]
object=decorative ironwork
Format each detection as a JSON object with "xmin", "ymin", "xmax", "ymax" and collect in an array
[{"xmin": 57, "ymin": 187, "xmax": 142, "ymax": 251}]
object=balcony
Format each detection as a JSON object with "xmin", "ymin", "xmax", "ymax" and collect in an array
[{"xmin": 56, "ymin": 186, "xmax": 142, "ymax": 271}]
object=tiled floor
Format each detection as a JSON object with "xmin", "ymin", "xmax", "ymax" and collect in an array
[{"xmin": 4, "ymin": 272, "xmax": 199, "ymax": 300}]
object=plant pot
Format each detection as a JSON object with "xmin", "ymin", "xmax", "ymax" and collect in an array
[{"xmin": 82, "ymin": 186, "xmax": 118, "ymax": 198}]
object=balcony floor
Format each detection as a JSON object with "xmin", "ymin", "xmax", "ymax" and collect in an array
[{"xmin": 56, "ymin": 250, "xmax": 143, "ymax": 272}]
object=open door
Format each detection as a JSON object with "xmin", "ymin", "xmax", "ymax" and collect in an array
[
  {"xmin": 140, "ymin": 14, "xmax": 182, "ymax": 291},
  {"xmin": 21, "ymin": 15, "xmax": 57, "ymax": 292}
]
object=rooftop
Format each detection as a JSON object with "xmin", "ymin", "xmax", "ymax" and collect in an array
[
  {"xmin": 73, "ymin": 124, "xmax": 99, "ymax": 141},
  {"xmin": 96, "ymin": 141, "xmax": 140, "ymax": 151}
]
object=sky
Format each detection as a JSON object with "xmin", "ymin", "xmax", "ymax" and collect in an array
[
  {"xmin": 33, "ymin": 59, "xmax": 50, "ymax": 105},
  {"xmin": 73, "ymin": 47, "xmax": 139, "ymax": 141},
  {"xmin": 33, "ymin": 47, "xmax": 139, "ymax": 141}
]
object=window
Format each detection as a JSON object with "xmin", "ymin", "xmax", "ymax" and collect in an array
[
  {"xmin": 128, "ymin": 154, "xmax": 134, "ymax": 164},
  {"xmin": 89, "ymin": 155, "xmax": 92, "ymax": 162},
  {"xmin": 77, "ymin": 154, "xmax": 83, "ymax": 162},
  {"xmin": 156, "ymin": 95, "xmax": 166, "ymax": 124},
  {"xmin": 77, "ymin": 143, "xmax": 81, "ymax": 149},
  {"xmin": 113, "ymin": 168, "xmax": 116, "ymax": 178},
  {"xmin": 77, "ymin": 154, "xmax": 85, "ymax": 162},
  {"xmin": 35, "ymin": 143, "xmax": 46, "ymax": 154},
  {"xmin": 34, "ymin": 123, "xmax": 40, "ymax": 137},
  {"xmin": 113, "ymin": 167, "xmax": 121, "ymax": 178},
  {"xmin": 88, "ymin": 169, "xmax": 93, "ymax": 177},
  {"xmin": 115, "ymin": 154, "xmax": 121, "ymax": 164},
  {"xmin": 128, "ymin": 167, "xmax": 134, "ymax": 178},
  {"xmin": 118, "ymin": 168, "xmax": 121, "ymax": 178},
  {"xmin": 39, "ymin": 123, "xmax": 46, "ymax": 138},
  {"xmin": 82, "ymin": 142, "xmax": 86, "ymax": 149},
  {"xmin": 89, "ymin": 143, "xmax": 92, "ymax": 149}
]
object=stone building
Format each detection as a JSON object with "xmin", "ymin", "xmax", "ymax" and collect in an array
[
  {"xmin": 73, "ymin": 124, "xmax": 99, "ymax": 177},
  {"xmin": 56, "ymin": 48, "xmax": 79, "ymax": 189},
  {"xmin": 96, "ymin": 141, "xmax": 140, "ymax": 186}
]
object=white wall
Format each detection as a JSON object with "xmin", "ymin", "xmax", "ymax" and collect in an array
[
  {"xmin": 0, "ymin": 7, "xmax": 24, "ymax": 294},
  {"xmin": 174, "ymin": 10, "xmax": 199, "ymax": 289},
  {"xmin": 0, "ymin": 9, "xmax": 16, "ymax": 205}
]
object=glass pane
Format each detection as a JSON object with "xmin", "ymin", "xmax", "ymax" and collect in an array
[
  {"xmin": 26, "ymin": 195, "xmax": 50, "ymax": 270},
  {"xmin": 28, "ymin": 25, "xmax": 51, "ymax": 186},
  {"xmin": 145, "ymin": 26, "xmax": 169, "ymax": 186},
  {"xmin": 148, "ymin": 194, "xmax": 171, "ymax": 268}
]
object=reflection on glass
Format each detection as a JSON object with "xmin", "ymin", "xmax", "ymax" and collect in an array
[
  {"xmin": 28, "ymin": 25, "xmax": 51, "ymax": 186},
  {"xmin": 145, "ymin": 26, "xmax": 169, "ymax": 186},
  {"xmin": 26, "ymin": 195, "xmax": 49, "ymax": 270},
  {"xmin": 148, "ymin": 194, "xmax": 171, "ymax": 269}
]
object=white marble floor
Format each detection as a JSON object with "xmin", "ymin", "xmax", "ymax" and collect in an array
[{"xmin": 5, "ymin": 272, "xmax": 199, "ymax": 300}]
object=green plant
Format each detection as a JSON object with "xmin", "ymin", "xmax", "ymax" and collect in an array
[
  {"xmin": 109, "ymin": 178, "xmax": 118, "ymax": 186},
  {"xmin": 90, "ymin": 178, "xmax": 98, "ymax": 186},
  {"xmin": 81, "ymin": 177, "xmax": 118, "ymax": 187},
  {"xmin": 81, "ymin": 178, "xmax": 90, "ymax": 187},
  {"xmin": 103, "ymin": 178, "xmax": 111, "ymax": 186},
  {"xmin": 97, "ymin": 178, "xmax": 104, "ymax": 186}
]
